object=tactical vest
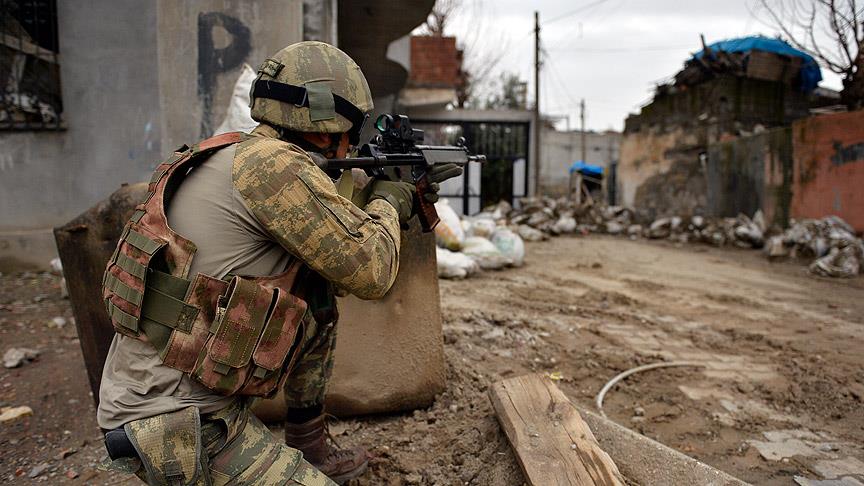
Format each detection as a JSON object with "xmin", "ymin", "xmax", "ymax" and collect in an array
[{"xmin": 102, "ymin": 132, "xmax": 309, "ymax": 398}]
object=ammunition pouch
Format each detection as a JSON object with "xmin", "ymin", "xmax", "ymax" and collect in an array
[
  {"xmin": 191, "ymin": 276, "xmax": 307, "ymax": 396},
  {"xmin": 124, "ymin": 406, "xmax": 208, "ymax": 486}
]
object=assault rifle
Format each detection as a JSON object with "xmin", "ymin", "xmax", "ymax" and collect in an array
[{"xmin": 320, "ymin": 114, "xmax": 486, "ymax": 232}]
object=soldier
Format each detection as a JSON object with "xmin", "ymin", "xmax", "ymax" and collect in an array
[{"xmin": 98, "ymin": 41, "xmax": 461, "ymax": 485}]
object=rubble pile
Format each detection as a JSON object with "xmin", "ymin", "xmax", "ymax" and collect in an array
[
  {"xmin": 492, "ymin": 196, "xmax": 768, "ymax": 247},
  {"xmin": 641, "ymin": 212, "xmax": 766, "ymax": 249},
  {"xmin": 482, "ymin": 197, "xmax": 608, "ymax": 240},
  {"xmin": 765, "ymin": 216, "xmax": 864, "ymax": 278},
  {"xmin": 461, "ymin": 196, "xmax": 863, "ymax": 279}
]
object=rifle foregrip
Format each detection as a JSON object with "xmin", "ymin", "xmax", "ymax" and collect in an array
[{"xmin": 414, "ymin": 174, "xmax": 440, "ymax": 232}]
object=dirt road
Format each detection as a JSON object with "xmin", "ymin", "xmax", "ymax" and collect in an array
[
  {"xmin": 428, "ymin": 235, "xmax": 864, "ymax": 485},
  {"xmin": 2, "ymin": 235, "xmax": 863, "ymax": 484}
]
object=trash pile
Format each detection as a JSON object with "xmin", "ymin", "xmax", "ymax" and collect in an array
[
  {"xmin": 434, "ymin": 200, "xmax": 525, "ymax": 279},
  {"xmin": 766, "ymin": 216, "xmax": 864, "ymax": 278},
  {"xmin": 448, "ymin": 196, "xmax": 863, "ymax": 279}
]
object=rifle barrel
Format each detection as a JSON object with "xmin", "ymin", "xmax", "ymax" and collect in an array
[
  {"xmin": 323, "ymin": 154, "xmax": 425, "ymax": 170},
  {"xmin": 322, "ymin": 147, "xmax": 485, "ymax": 171}
]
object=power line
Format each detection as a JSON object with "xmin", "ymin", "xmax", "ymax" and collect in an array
[
  {"xmin": 546, "ymin": 0, "xmax": 624, "ymax": 50},
  {"xmin": 547, "ymin": 44, "xmax": 696, "ymax": 53},
  {"xmin": 545, "ymin": 57, "xmax": 580, "ymax": 110},
  {"xmin": 593, "ymin": 0, "xmax": 629, "ymax": 24},
  {"xmin": 541, "ymin": 57, "xmax": 574, "ymax": 126},
  {"xmin": 542, "ymin": 0, "xmax": 613, "ymax": 25}
]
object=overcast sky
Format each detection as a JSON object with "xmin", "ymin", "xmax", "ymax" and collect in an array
[{"xmin": 437, "ymin": 0, "xmax": 844, "ymax": 132}]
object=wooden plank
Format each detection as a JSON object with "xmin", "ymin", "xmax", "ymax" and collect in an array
[
  {"xmin": 489, "ymin": 374, "xmax": 625, "ymax": 486},
  {"xmin": 0, "ymin": 33, "xmax": 58, "ymax": 64}
]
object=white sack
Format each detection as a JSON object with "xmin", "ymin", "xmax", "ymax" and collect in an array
[
  {"xmin": 214, "ymin": 64, "xmax": 258, "ymax": 136},
  {"xmin": 491, "ymin": 228, "xmax": 525, "ymax": 267},
  {"xmin": 436, "ymin": 247, "xmax": 480, "ymax": 279},
  {"xmin": 466, "ymin": 218, "xmax": 498, "ymax": 239},
  {"xmin": 434, "ymin": 199, "xmax": 465, "ymax": 250},
  {"xmin": 462, "ymin": 236, "xmax": 511, "ymax": 270}
]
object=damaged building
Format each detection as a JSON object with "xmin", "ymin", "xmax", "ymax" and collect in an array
[
  {"xmin": 0, "ymin": 0, "xmax": 434, "ymax": 270},
  {"xmin": 617, "ymin": 36, "xmax": 842, "ymax": 225},
  {"xmin": 400, "ymin": 34, "xmax": 535, "ymax": 214}
]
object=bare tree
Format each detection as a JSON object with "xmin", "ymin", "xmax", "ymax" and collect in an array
[
  {"xmin": 484, "ymin": 72, "xmax": 528, "ymax": 110},
  {"xmin": 421, "ymin": 0, "xmax": 461, "ymax": 36},
  {"xmin": 415, "ymin": 0, "xmax": 513, "ymax": 108},
  {"xmin": 756, "ymin": 0, "xmax": 864, "ymax": 109}
]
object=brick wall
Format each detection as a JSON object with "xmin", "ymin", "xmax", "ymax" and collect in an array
[
  {"xmin": 408, "ymin": 35, "xmax": 463, "ymax": 88},
  {"xmin": 791, "ymin": 110, "xmax": 864, "ymax": 232}
]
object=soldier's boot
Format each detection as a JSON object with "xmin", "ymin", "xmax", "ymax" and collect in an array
[{"xmin": 284, "ymin": 414, "xmax": 369, "ymax": 485}]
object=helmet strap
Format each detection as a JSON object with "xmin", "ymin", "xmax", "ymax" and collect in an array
[{"xmin": 251, "ymin": 79, "xmax": 368, "ymax": 144}]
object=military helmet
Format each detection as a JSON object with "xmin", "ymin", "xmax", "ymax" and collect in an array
[{"xmin": 249, "ymin": 41, "xmax": 373, "ymax": 144}]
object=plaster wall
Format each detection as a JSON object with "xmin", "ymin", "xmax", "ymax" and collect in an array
[
  {"xmin": 0, "ymin": 0, "xmax": 161, "ymax": 231},
  {"xmin": 791, "ymin": 110, "xmax": 864, "ymax": 232},
  {"xmin": 617, "ymin": 126, "xmax": 703, "ymax": 212},
  {"xmin": 706, "ymin": 128, "xmax": 793, "ymax": 228},
  {"xmin": 0, "ymin": 0, "xmax": 303, "ymax": 269},
  {"xmin": 0, "ymin": 0, "xmax": 162, "ymax": 269},
  {"xmin": 156, "ymin": 0, "xmax": 302, "ymax": 151}
]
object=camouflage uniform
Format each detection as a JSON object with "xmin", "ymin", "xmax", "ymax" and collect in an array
[
  {"xmin": 100, "ymin": 42, "xmax": 402, "ymax": 485},
  {"xmin": 118, "ymin": 401, "xmax": 333, "ymax": 486},
  {"xmin": 106, "ymin": 267, "xmax": 346, "ymax": 485}
]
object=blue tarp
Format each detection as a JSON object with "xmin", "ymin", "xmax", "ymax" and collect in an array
[
  {"xmin": 569, "ymin": 161, "xmax": 603, "ymax": 177},
  {"xmin": 693, "ymin": 36, "xmax": 822, "ymax": 92}
]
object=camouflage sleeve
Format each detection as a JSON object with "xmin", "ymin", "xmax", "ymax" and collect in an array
[{"xmin": 233, "ymin": 138, "xmax": 401, "ymax": 300}]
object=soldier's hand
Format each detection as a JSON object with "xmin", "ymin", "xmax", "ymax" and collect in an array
[
  {"xmin": 427, "ymin": 163, "xmax": 463, "ymax": 184},
  {"xmin": 421, "ymin": 163, "xmax": 463, "ymax": 204},
  {"xmin": 368, "ymin": 179, "xmax": 415, "ymax": 224}
]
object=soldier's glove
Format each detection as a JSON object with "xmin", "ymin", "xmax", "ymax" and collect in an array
[
  {"xmin": 421, "ymin": 163, "xmax": 463, "ymax": 204},
  {"xmin": 368, "ymin": 179, "xmax": 416, "ymax": 225}
]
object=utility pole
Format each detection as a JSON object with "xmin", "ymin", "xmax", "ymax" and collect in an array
[
  {"xmin": 580, "ymin": 98, "xmax": 586, "ymax": 163},
  {"xmin": 533, "ymin": 11, "xmax": 541, "ymax": 196}
]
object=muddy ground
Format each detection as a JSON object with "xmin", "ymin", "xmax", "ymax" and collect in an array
[{"xmin": 2, "ymin": 235, "xmax": 863, "ymax": 485}]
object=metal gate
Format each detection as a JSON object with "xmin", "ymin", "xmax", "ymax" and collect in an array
[{"xmin": 412, "ymin": 119, "xmax": 530, "ymax": 215}]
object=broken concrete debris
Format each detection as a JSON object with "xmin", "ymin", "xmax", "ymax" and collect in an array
[
  {"xmin": 27, "ymin": 462, "xmax": 50, "ymax": 479},
  {"xmin": 748, "ymin": 429, "xmax": 864, "ymax": 483},
  {"xmin": 3, "ymin": 347, "xmax": 40, "ymax": 368},
  {"xmin": 0, "ymin": 405, "xmax": 34, "ymax": 423},
  {"xmin": 453, "ymin": 195, "xmax": 861, "ymax": 278},
  {"xmin": 794, "ymin": 477, "xmax": 864, "ymax": 486},
  {"xmin": 763, "ymin": 216, "xmax": 864, "ymax": 278},
  {"xmin": 812, "ymin": 457, "xmax": 864, "ymax": 481}
]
